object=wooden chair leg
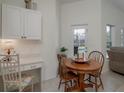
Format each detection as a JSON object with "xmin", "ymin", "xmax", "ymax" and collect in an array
[
  {"xmin": 70, "ymin": 80, "xmax": 73, "ymax": 86},
  {"xmin": 57, "ymin": 63, "xmax": 60, "ymax": 77},
  {"xmin": 95, "ymin": 77, "xmax": 98, "ymax": 92},
  {"xmin": 64, "ymin": 82, "xmax": 68, "ymax": 92},
  {"xmin": 76, "ymin": 79, "xmax": 79, "ymax": 87},
  {"xmin": 99, "ymin": 76, "xmax": 104, "ymax": 89},
  {"xmin": 89, "ymin": 75, "xmax": 91, "ymax": 82},
  {"xmin": 74, "ymin": 79, "xmax": 79, "ymax": 87},
  {"xmin": 4, "ymin": 84, "xmax": 7, "ymax": 92},
  {"xmin": 58, "ymin": 79, "xmax": 62, "ymax": 89},
  {"xmin": 31, "ymin": 81, "xmax": 34, "ymax": 92}
]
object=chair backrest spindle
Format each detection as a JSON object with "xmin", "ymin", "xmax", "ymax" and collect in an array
[
  {"xmin": 88, "ymin": 51, "xmax": 104, "ymax": 75},
  {"xmin": 0, "ymin": 54, "xmax": 21, "ymax": 91}
]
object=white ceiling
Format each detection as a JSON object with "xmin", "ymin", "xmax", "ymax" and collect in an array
[{"xmin": 59, "ymin": 0, "xmax": 82, "ymax": 4}]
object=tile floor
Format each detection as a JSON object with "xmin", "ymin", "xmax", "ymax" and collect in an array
[{"xmin": 42, "ymin": 61, "xmax": 124, "ymax": 92}]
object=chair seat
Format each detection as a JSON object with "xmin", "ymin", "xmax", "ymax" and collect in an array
[{"xmin": 6, "ymin": 76, "xmax": 33, "ymax": 91}]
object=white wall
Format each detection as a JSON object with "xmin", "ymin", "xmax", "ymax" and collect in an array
[
  {"xmin": 0, "ymin": 0, "xmax": 2, "ymax": 38},
  {"xmin": 57, "ymin": 0, "xmax": 61, "ymax": 48},
  {"xmin": 60, "ymin": 0, "xmax": 102, "ymax": 57},
  {"xmin": 60, "ymin": 0, "xmax": 124, "ymax": 58},
  {"xmin": 0, "ymin": 0, "xmax": 59, "ymax": 80},
  {"xmin": 101, "ymin": 0, "xmax": 124, "ymax": 52},
  {"xmin": 37, "ymin": 0, "xmax": 59, "ymax": 80}
]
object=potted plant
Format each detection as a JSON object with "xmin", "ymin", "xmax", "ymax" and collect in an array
[{"xmin": 60, "ymin": 47, "xmax": 68, "ymax": 55}]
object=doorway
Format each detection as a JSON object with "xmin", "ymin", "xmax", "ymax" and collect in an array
[
  {"xmin": 121, "ymin": 28, "xmax": 124, "ymax": 46},
  {"xmin": 106, "ymin": 24, "xmax": 114, "ymax": 58},
  {"xmin": 106, "ymin": 25, "xmax": 112, "ymax": 50}
]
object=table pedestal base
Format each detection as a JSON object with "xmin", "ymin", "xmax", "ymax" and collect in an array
[{"xmin": 78, "ymin": 74, "xmax": 93, "ymax": 92}]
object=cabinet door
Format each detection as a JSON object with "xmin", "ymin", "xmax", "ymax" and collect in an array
[
  {"xmin": 24, "ymin": 10, "xmax": 42, "ymax": 40},
  {"xmin": 2, "ymin": 4, "xmax": 22, "ymax": 39}
]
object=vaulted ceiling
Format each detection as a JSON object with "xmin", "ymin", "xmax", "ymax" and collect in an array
[
  {"xmin": 111, "ymin": 0, "xmax": 124, "ymax": 11},
  {"xmin": 59, "ymin": 0, "xmax": 124, "ymax": 12}
]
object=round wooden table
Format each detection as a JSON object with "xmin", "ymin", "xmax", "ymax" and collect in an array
[{"xmin": 65, "ymin": 59, "xmax": 101, "ymax": 91}]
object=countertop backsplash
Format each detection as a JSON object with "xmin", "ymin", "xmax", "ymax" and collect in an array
[{"xmin": 0, "ymin": 40, "xmax": 42, "ymax": 63}]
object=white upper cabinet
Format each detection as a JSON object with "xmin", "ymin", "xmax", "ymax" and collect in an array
[
  {"xmin": 2, "ymin": 4, "xmax": 42, "ymax": 40},
  {"xmin": 24, "ymin": 10, "xmax": 42, "ymax": 39},
  {"xmin": 2, "ymin": 4, "xmax": 22, "ymax": 39}
]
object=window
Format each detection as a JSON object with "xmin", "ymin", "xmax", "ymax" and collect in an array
[
  {"xmin": 121, "ymin": 29, "xmax": 124, "ymax": 46},
  {"xmin": 73, "ymin": 25, "xmax": 88, "ymax": 56},
  {"xmin": 106, "ymin": 24, "xmax": 115, "ymax": 58},
  {"xmin": 106, "ymin": 25, "xmax": 112, "ymax": 49}
]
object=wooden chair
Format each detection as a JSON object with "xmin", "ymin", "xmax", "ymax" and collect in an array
[
  {"xmin": 57, "ymin": 54, "xmax": 67, "ymax": 76},
  {"xmin": 57, "ymin": 54, "xmax": 72, "ymax": 89},
  {"xmin": 58, "ymin": 57, "xmax": 79, "ymax": 92},
  {"xmin": 86, "ymin": 51, "xmax": 104, "ymax": 92},
  {"xmin": 0, "ymin": 54, "xmax": 34, "ymax": 92}
]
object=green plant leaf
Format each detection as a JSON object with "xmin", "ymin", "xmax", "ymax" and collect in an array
[{"xmin": 60, "ymin": 47, "xmax": 68, "ymax": 52}]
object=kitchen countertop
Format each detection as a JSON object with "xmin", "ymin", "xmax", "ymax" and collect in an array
[{"xmin": 0, "ymin": 53, "xmax": 44, "ymax": 65}]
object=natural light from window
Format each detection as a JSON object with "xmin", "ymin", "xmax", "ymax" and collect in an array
[{"xmin": 73, "ymin": 28, "xmax": 87, "ymax": 56}]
